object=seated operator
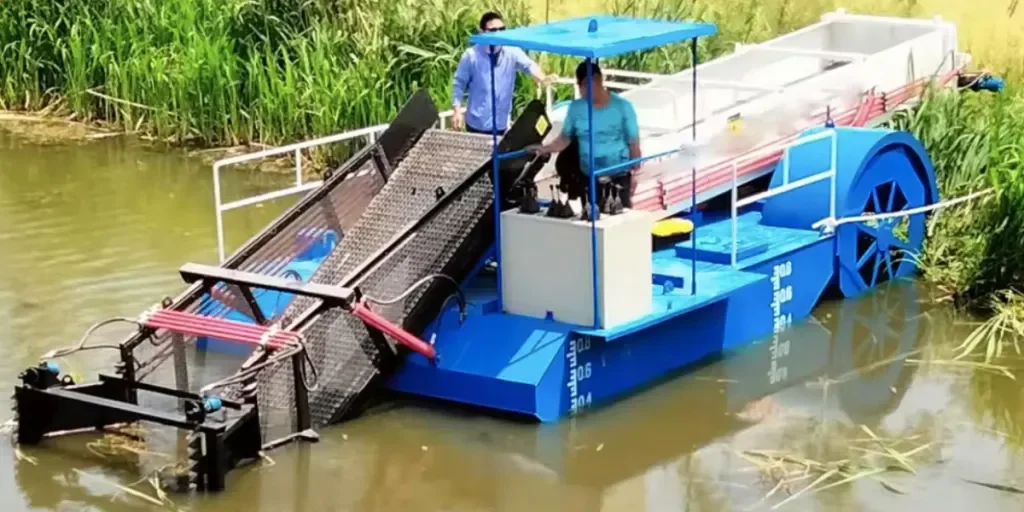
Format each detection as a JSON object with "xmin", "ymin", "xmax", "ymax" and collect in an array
[{"xmin": 527, "ymin": 60, "xmax": 641, "ymax": 208}]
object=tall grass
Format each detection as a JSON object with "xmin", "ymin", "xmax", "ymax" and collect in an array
[
  {"xmin": 2, "ymin": 0, "xmax": 1018, "ymax": 147},
  {"xmin": 0, "ymin": 0, "xmax": 529, "ymax": 146},
  {"xmin": 890, "ymin": 87, "xmax": 1024, "ymax": 309}
]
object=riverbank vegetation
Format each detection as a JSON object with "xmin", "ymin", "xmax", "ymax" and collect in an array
[
  {"xmin": 0, "ymin": 0, "xmax": 530, "ymax": 146},
  {"xmin": 3, "ymin": 0, "xmax": 1019, "ymax": 147},
  {"xmin": 892, "ymin": 89, "xmax": 1024, "ymax": 310}
]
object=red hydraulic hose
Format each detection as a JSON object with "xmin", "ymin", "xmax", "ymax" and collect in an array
[
  {"xmin": 150, "ymin": 309, "xmax": 273, "ymax": 337},
  {"xmin": 145, "ymin": 317, "xmax": 290, "ymax": 349},
  {"xmin": 150, "ymin": 302, "xmax": 437, "ymax": 360},
  {"xmin": 349, "ymin": 302, "xmax": 437, "ymax": 360},
  {"xmin": 144, "ymin": 310, "xmax": 297, "ymax": 350}
]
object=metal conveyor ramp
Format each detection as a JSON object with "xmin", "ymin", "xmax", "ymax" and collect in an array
[{"xmin": 256, "ymin": 128, "xmax": 497, "ymax": 434}]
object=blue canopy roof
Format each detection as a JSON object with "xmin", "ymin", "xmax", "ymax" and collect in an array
[{"xmin": 468, "ymin": 15, "xmax": 717, "ymax": 59}]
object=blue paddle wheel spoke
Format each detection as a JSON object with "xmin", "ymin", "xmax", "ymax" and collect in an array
[
  {"xmin": 851, "ymin": 179, "xmax": 919, "ymax": 290},
  {"xmin": 856, "ymin": 242, "xmax": 877, "ymax": 269},
  {"xmin": 857, "ymin": 224, "xmax": 880, "ymax": 238}
]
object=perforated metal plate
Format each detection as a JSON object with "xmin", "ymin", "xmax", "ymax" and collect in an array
[{"xmin": 256, "ymin": 130, "xmax": 495, "ymax": 434}]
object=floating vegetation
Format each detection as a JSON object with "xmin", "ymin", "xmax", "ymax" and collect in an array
[
  {"xmin": 14, "ymin": 446, "xmax": 38, "ymax": 466},
  {"xmin": 84, "ymin": 423, "xmax": 167, "ymax": 460},
  {"xmin": 0, "ymin": 417, "xmax": 15, "ymax": 436},
  {"xmin": 735, "ymin": 424, "xmax": 940, "ymax": 510},
  {"xmin": 950, "ymin": 291, "xmax": 1024, "ymax": 362},
  {"xmin": 72, "ymin": 467, "xmax": 184, "ymax": 510}
]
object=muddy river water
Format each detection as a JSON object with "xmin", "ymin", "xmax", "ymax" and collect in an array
[{"xmin": 1, "ymin": 133, "xmax": 1022, "ymax": 511}]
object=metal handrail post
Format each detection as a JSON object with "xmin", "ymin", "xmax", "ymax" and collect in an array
[
  {"xmin": 487, "ymin": 45, "xmax": 504, "ymax": 313},
  {"xmin": 214, "ymin": 162, "xmax": 226, "ymax": 262},
  {"xmin": 729, "ymin": 128, "xmax": 839, "ymax": 266},
  {"xmin": 731, "ymin": 161, "xmax": 739, "ymax": 267},
  {"xmin": 586, "ymin": 58, "xmax": 600, "ymax": 329},
  {"xmin": 690, "ymin": 37, "xmax": 699, "ymax": 296},
  {"xmin": 829, "ymin": 129, "xmax": 838, "ymax": 219}
]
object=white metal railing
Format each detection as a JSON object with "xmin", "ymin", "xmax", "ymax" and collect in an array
[
  {"xmin": 729, "ymin": 128, "xmax": 838, "ymax": 266},
  {"xmin": 212, "ymin": 111, "xmax": 454, "ymax": 262}
]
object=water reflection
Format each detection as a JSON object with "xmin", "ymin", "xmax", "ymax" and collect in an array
[{"xmin": 233, "ymin": 281, "xmax": 933, "ymax": 511}]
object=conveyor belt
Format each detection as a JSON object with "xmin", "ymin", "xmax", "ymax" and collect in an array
[{"xmin": 256, "ymin": 129, "xmax": 497, "ymax": 433}]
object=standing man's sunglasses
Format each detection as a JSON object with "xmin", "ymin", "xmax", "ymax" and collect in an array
[{"xmin": 484, "ymin": 26, "xmax": 506, "ymax": 32}]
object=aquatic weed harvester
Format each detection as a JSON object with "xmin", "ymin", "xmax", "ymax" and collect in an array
[{"xmin": 11, "ymin": 10, "xmax": 1003, "ymax": 492}]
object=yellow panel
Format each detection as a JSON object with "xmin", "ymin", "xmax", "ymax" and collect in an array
[{"xmin": 651, "ymin": 218, "xmax": 694, "ymax": 237}]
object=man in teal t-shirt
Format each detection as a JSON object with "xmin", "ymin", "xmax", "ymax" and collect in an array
[{"xmin": 528, "ymin": 61, "xmax": 641, "ymax": 208}]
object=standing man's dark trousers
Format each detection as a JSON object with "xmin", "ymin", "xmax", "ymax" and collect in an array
[{"xmin": 466, "ymin": 124, "xmax": 507, "ymax": 136}]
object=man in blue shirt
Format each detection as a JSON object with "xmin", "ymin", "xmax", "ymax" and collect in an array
[
  {"xmin": 451, "ymin": 12, "xmax": 556, "ymax": 134},
  {"xmin": 528, "ymin": 61, "xmax": 641, "ymax": 208}
]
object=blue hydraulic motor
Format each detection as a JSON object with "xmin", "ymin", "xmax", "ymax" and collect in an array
[{"xmin": 959, "ymin": 72, "xmax": 1005, "ymax": 93}]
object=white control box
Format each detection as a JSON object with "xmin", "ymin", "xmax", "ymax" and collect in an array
[{"xmin": 499, "ymin": 207, "xmax": 654, "ymax": 329}]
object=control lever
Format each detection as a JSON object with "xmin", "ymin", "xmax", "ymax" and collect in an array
[
  {"xmin": 519, "ymin": 182, "xmax": 540, "ymax": 214},
  {"xmin": 546, "ymin": 184, "xmax": 562, "ymax": 218},
  {"xmin": 598, "ymin": 180, "xmax": 610, "ymax": 214},
  {"xmin": 608, "ymin": 183, "xmax": 624, "ymax": 215},
  {"xmin": 581, "ymin": 195, "xmax": 599, "ymax": 221},
  {"xmin": 547, "ymin": 183, "xmax": 574, "ymax": 219},
  {"xmin": 558, "ymin": 187, "xmax": 574, "ymax": 218}
]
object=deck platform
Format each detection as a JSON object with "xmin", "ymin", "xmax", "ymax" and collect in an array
[
  {"xmin": 386, "ymin": 210, "xmax": 833, "ymax": 420},
  {"xmin": 686, "ymin": 211, "xmax": 825, "ymax": 268}
]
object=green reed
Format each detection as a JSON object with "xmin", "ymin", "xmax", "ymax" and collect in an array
[
  {"xmin": 0, "ymin": 0, "xmax": 529, "ymax": 146},
  {"xmin": 889, "ymin": 86, "xmax": 1024, "ymax": 309}
]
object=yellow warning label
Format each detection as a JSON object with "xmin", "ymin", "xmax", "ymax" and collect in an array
[
  {"xmin": 535, "ymin": 116, "xmax": 549, "ymax": 136},
  {"xmin": 727, "ymin": 113, "xmax": 743, "ymax": 134}
]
